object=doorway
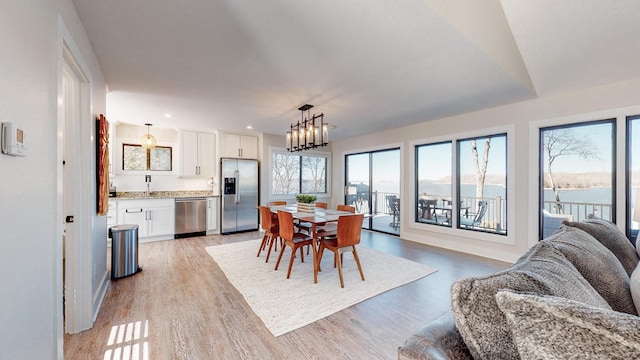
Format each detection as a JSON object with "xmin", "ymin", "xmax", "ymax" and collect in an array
[
  {"xmin": 345, "ymin": 148, "xmax": 401, "ymax": 235},
  {"xmin": 59, "ymin": 37, "xmax": 93, "ymax": 335}
]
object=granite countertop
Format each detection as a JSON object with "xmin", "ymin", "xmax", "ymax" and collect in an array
[{"xmin": 113, "ymin": 190, "xmax": 218, "ymax": 200}]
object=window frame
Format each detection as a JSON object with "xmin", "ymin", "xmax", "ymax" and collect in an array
[
  {"xmin": 409, "ymin": 125, "xmax": 515, "ymax": 245},
  {"xmin": 456, "ymin": 132, "xmax": 508, "ymax": 235},
  {"xmin": 269, "ymin": 148, "xmax": 331, "ymax": 200},
  {"xmin": 538, "ymin": 119, "xmax": 616, "ymax": 240}
]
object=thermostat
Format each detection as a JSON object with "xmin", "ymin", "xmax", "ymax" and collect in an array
[{"xmin": 1, "ymin": 122, "xmax": 27, "ymax": 157}]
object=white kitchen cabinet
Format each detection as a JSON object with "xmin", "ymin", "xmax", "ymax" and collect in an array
[
  {"xmin": 206, "ymin": 197, "xmax": 219, "ymax": 234},
  {"xmin": 117, "ymin": 199, "xmax": 175, "ymax": 242},
  {"xmin": 180, "ymin": 131, "xmax": 215, "ymax": 177},
  {"xmin": 221, "ymin": 133, "xmax": 258, "ymax": 159},
  {"xmin": 107, "ymin": 200, "xmax": 117, "ymax": 227}
]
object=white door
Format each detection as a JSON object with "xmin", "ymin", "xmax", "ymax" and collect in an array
[{"xmin": 61, "ymin": 50, "xmax": 93, "ymax": 334}]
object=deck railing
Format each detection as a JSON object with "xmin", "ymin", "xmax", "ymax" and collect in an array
[
  {"xmin": 349, "ymin": 191, "xmax": 612, "ymax": 234},
  {"xmin": 543, "ymin": 201, "xmax": 612, "ymax": 222}
]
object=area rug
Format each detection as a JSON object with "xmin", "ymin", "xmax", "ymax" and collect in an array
[{"xmin": 205, "ymin": 239, "xmax": 437, "ymax": 336}]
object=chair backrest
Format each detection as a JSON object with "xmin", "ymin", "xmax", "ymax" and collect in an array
[
  {"xmin": 424, "ymin": 199, "xmax": 437, "ymax": 219},
  {"xmin": 316, "ymin": 202, "xmax": 328, "ymax": 209},
  {"xmin": 474, "ymin": 201, "xmax": 488, "ymax": 223},
  {"xmin": 259, "ymin": 206, "xmax": 271, "ymax": 231},
  {"xmin": 268, "ymin": 201, "xmax": 287, "ymax": 206},
  {"xmin": 337, "ymin": 214, "xmax": 364, "ymax": 247},
  {"xmin": 386, "ymin": 196, "xmax": 397, "ymax": 213},
  {"xmin": 337, "ymin": 204, "xmax": 356, "ymax": 213},
  {"xmin": 277, "ymin": 210, "xmax": 295, "ymax": 242}
]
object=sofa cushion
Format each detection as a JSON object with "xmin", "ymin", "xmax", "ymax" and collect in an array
[
  {"xmin": 546, "ymin": 225, "xmax": 636, "ymax": 315},
  {"xmin": 630, "ymin": 263, "xmax": 640, "ymax": 315},
  {"xmin": 495, "ymin": 290, "xmax": 640, "ymax": 359},
  {"xmin": 450, "ymin": 241, "xmax": 610, "ymax": 360},
  {"xmin": 562, "ymin": 218, "xmax": 638, "ymax": 276}
]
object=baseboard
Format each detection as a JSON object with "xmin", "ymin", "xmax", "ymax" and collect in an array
[{"xmin": 92, "ymin": 269, "xmax": 110, "ymax": 323}]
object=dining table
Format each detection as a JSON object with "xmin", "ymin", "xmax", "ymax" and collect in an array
[{"xmin": 269, "ymin": 205, "xmax": 363, "ymax": 283}]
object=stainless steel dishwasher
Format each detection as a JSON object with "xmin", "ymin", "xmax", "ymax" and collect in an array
[{"xmin": 175, "ymin": 197, "xmax": 207, "ymax": 238}]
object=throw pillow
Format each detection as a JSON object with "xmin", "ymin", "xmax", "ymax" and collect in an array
[
  {"xmin": 631, "ymin": 263, "xmax": 640, "ymax": 315},
  {"xmin": 546, "ymin": 226, "xmax": 636, "ymax": 315},
  {"xmin": 450, "ymin": 241, "xmax": 610, "ymax": 360},
  {"xmin": 495, "ymin": 290, "xmax": 640, "ymax": 359},
  {"xmin": 562, "ymin": 218, "xmax": 638, "ymax": 276}
]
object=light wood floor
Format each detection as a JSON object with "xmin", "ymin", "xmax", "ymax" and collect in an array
[{"xmin": 64, "ymin": 231, "xmax": 509, "ymax": 360}]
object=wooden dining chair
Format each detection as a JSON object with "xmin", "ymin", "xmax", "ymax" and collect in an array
[
  {"xmin": 317, "ymin": 214, "xmax": 365, "ymax": 288},
  {"xmin": 336, "ymin": 204, "xmax": 355, "ymax": 213},
  {"xmin": 316, "ymin": 201, "xmax": 328, "ymax": 209},
  {"xmin": 275, "ymin": 210, "xmax": 313, "ymax": 279},
  {"xmin": 258, "ymin": 206, "xmax": 281, "ymax": 262},
  {"xmin": 267, "ymin": 201, "xmax": 287, "ymax": 206}
]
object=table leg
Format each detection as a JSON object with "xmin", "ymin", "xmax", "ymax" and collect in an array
[{"xmin": 312, "ymin": 223, "xmax": 318, "ymax": 283}]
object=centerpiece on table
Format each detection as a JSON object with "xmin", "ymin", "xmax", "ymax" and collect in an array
[{"xmin": 296, "ymin": 194, "xmax": 317, "ymax": 212}]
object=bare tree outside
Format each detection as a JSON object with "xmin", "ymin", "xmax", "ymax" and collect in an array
[
  {"xmin": 470, "ymin": 138, "xmax": 491, "ymax": 201},
  {"xmin": 272, "ymin": 153, "xmax": 327, "ymax": 195},
  {"xmin": 272, "ymin": 153, "xmax": 300, "ymax": 194},
  {"xmin": 301, "ymin": 156, "xmax": 326, "ymax": 193},
  {"xmin": 542, "ymin": 128, "xmax": 597, "ymax": 214}
]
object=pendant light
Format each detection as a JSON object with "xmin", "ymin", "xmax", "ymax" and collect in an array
[{"xmin": 140, "ymin": 123, "xmax": 157, "ymax": 149}]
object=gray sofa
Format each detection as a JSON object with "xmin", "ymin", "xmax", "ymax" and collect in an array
[{"xmin": 398, "ymin": 218, "xmax": 640, "ymax": 359}]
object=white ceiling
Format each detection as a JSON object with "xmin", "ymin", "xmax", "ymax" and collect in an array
[{"xmin": 72, "ymin": 0, "xmax": 640, "ymax": 140}]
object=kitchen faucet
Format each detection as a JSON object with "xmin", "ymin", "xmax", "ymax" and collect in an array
[{"xmin": 145, "ymin": 175, "xmax": 151, "ymax": 196}]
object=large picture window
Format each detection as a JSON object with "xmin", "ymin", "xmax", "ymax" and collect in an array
[
  {"xmin": 271, "ymin": 151, "xmax": 328, "ymax": 195},
  {"xmin": 414, "ymin": 133, "xmax": 507, "ymax": 235},
  {"xmin": 416, "ymin": 142, "xmax": 453, "ymax": 226},
  {"xmin": 457, "ymin": 134, "xmax": 507, "ymax": 234},
  {"xmin": 539, "ymin": 120, "xmax": 614, "ymax": 240}
]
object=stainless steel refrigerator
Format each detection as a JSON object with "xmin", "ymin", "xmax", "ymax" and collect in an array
[{"xmin": 220, "ymin": 158, "xmax": 259, "ymax": 234}]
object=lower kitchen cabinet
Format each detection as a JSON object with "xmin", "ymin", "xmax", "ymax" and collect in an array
[
  {"xmin": 206, "ymin": 197, "xmax": 219, "ymax": 234},
  {"xmin": 117, "ymin": 199, "xmax": 175, "ymax": 242}
]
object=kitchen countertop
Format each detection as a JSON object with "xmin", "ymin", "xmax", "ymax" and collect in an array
[{"xmin": 112, "ymin": 190, "xmax": 218, "ymax": 200}]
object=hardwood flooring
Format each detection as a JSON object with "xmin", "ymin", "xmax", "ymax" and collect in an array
[{"xmin": 64, "ymin": 231, "xmax": 509, "ymax": 360}]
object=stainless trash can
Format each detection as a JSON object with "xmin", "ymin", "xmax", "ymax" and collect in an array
[{"xmin": 109, "ymin": 224, "xmax": 141, "ymax": 279}]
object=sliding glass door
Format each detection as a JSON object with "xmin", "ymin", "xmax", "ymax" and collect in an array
[{"xmin": 345, "ymin": 148, "xmax": 400, "ymax": 235}]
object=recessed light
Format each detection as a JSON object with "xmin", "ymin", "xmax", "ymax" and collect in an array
[
  {"xmin": 246, "ymin": 125, "xmax": 253, "ymax": 130},
  {"xmin": 164, "ymin": 113, "xmax": 172, "ymax": 118}
]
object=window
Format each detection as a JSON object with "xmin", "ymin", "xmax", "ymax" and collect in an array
[
  {"xmin": 414, "ymin": 133, "xmax": 507, "ymax": 235},
  {"xmin": 271, "ymin": 151, "xmax": 328, "ymax": 195},
  {"xmin": 415, "ymin": 142, "xmax": 452, "ymax": 226},
  {"xmin": 628, "ymin": 116, "xmax": 640, "ymax": 239},
  {"xmin": 539, "ymin": 120, "xmax": 614, "ymax": 240},
  {"xmin": 122, "ymin": 144, "xmax": 172, "ymax": 171},
  {"xmin": 457, "ymin": 134, "xmax": 507, "ymax": 234}
]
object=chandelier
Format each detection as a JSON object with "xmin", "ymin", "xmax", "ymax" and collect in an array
[{"xmin": 286, "ymin": 104, "xmax": 328, "ymax": 152}]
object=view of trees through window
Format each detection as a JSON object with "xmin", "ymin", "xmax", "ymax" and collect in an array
[
  {"xmin": 457, "ymin": 134, "xmax": 507, "ymax": 234},
  {"xmin": 272, "ymin": 152, "xmax": 327, "ymax": 195},
  {"xmin": 415, "ymin": 134, "xmax": 507, "ymax": 235},
  {"xmin": 539, "ymin": 120, "xmax": 614, "ymax": 239}
]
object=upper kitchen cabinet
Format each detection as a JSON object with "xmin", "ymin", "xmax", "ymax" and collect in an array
[
  {"xmin": 221, "ymin": 133, "xmax": 258, "ymax": 159},
  {"xmin": 180, "ymin": 131, "xmax": 215, "ymax": 178}
]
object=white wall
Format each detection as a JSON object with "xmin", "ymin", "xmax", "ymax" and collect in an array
[
  {"xmin": 0, "ymin": 1, "xmax": 106, "ymax": 358},
  {"xmin": 331, "ymin": 76, "xmax": 640, "ymax": 263}
]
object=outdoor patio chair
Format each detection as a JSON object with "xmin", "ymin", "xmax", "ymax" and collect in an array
[{"xmin": 460, "ymin": 200, "xmax": 488, "ymax": 228}]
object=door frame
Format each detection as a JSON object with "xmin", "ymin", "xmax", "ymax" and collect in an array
[
  {"xmin": 56, "ymin": 17, "xmax": 94, "ymax": 342},
  {"xmin": 344, "ymin": 146, "xmax": 402, "ymax": 235}
]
